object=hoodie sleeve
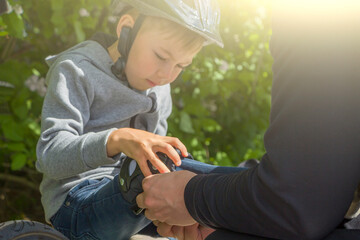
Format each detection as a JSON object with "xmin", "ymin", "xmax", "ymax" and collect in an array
[
  {"xmin": 184, "ymin": 3, "xmax": 360, "ymax": 240},
  {"xmin": 36, "ymin": 58, "xmax": 117, "ymax": 180}
]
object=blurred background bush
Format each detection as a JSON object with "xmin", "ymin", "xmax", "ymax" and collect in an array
[{"xmin": 0, "ymin": 0, "xmax": 272, "ymax": 222}]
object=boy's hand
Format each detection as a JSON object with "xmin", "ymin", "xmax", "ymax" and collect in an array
[{"xmin": 106, "ymin": 128, "xmax": 188, "ymax": 176}]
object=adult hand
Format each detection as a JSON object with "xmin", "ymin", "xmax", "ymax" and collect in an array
[
  {"xmin": 136, "ymin": 170, "xmax": 197, "ymax": 225},
  {"xmin": 154, "ymin": 222, "xmax": 215, "ymax": 240},
  {"xmin": 106, "ymin": 128, "xmax": 188, "ymax": 176}
]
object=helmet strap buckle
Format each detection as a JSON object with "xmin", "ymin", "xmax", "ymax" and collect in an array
[{"xmin": 111, "ymin": 15, "xmax": 145, "ymax": 81}]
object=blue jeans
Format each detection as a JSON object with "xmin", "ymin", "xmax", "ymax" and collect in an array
[{"xmin": 50, "ymin": 158, "xmax": 246, "ymax": 240}]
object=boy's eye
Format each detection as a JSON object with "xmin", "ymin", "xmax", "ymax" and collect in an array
[{"xmin": 155, "ymin": 52, "xmax": 166, "ymax": 61}]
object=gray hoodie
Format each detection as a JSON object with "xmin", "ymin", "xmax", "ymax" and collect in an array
[{"xmin": 36, "ymin": 38, "xmax": 172, "ymax": 222}]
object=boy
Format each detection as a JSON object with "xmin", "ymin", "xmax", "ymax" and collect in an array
[{"xmin": 36, "ymin": 0, "xmax": 224, "ymax": 239}]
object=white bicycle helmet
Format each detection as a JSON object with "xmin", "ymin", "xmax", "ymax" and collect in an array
[{"xmin": 111, "ymin": 0, "xmax": 223, "ymax": 47}]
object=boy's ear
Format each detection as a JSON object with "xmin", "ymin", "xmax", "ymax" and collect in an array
[{"xmin": 116, "ymin": 14, "xmax": 135, "ymax": 38}]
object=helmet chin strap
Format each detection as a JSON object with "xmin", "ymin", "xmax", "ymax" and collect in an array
[{"xmin": 111, "ymin": 14, "xmax": 146, "ymax": 81}]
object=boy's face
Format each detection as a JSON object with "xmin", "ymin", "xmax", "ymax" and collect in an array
[{"xmin": 124, "ymin": 27, "xmax": 201, "ymax": 91}]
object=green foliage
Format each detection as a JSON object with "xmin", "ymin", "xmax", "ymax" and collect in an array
[
  {"xmin": 0, "ymin": 0, "xmax": 272, "ymax": 220},
  {"xmin": 168, "ymin": 1, "xmax": 273, "ymax": 165},
  {"xmin": 0, "ymin": 0, "xmax": 113, "ymax": 221}
]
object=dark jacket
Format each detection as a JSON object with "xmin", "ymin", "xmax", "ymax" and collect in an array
[{"xmin": 184, "ymin": 3, "xmax": 360, "ymax": 240}]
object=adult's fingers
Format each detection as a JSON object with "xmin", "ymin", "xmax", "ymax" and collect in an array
[
  {"xmin": 143, "ymin": 209, "xmax": 158, "ymax": 221},
  {"xmin": 136, "ymin": 192, "xmax": 146, "ymax": 209},
  {"xmin": 156, "ymin": 222, "xmax": 175, "ymax": 238},
  {"xmin": 172, "ymin": 225, "xmax": 185, "ymax": 240},
  {"xmin": 184, "ymin": 223, "xmax": 201, "ymax": 240}
]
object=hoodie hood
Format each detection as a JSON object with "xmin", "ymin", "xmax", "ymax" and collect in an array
[
  {"xmin": 45, "ymin": 33, "xmax": 118, "ymax": 85},
  {"xmin": 44, "ymin": 33, "xmax": 150, "ymax": 95},
  {"xmin": 45, "ymin": 41, "xmax": 112, "ymax": 83}
]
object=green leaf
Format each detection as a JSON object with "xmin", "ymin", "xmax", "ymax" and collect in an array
[
  {"xmin": 50, "ymin": 0, "xmax": 64, "ymax": 11},
  {"xmin": 249, "ymin": 33, "xmax": 259, "ymax": 42},
  {"xmin": 0, "ymin": 84, "xmax": 15, "ymax": 103},
  {"xmin": 32, "ymin": 68, "xmax": 41, "ymax": 77},
  {"xmin": 183, "ymin": 99, "xmax": 209, "ymax": 116},
  {"xmin": 190, "ymin": 138, "xmax": 199, "ymax": 147},
  {"xmin": 1, "ymin": 119, "xmax": 24, "ymax": 141},
  {"xmin": 11, "ymin": 97, "xmax": 28, "ymax": 120},
  {"xmin": 2, "ymin": 11, "xmax": 24, "ymax": 39},
  {"xmin": 0, "ymin": 60, "xmax": 32, "ymax": 87},
  {"xmin": 7, "ymin": 142, "xmax": 26, "ymax": 152},
  {"xmin": 28, "ymin": 121, "xmax": 41, "ymax": 136},
  {"xmin": 73, "ymin": 20, "xmax": 85, "ymax": 42},
  {"xmin": 11, "ymin": 153, "xmax": 27, "ymax": 170},
  {"xmin": 10, "ymin": 88, "xmax": 30, "ymax": 120},
  {"xmin": 215, "ymin": 152, "xmax": 233, "ymax": 166},
  {"xmin": 179, "ymin": 112, "xmax": 195, "ymax": 134},
  {"xmin": 201, "ymin": 118, "xmax": 222, "ymax": 132},
  {"xmin": 0, "ymin": 102, "xmax": 10, "ymax": 114}
]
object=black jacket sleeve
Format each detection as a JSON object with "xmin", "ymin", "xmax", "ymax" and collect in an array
[{"xmin": 184, "ymin": 3, "xmax": 360, "ymax": 240}]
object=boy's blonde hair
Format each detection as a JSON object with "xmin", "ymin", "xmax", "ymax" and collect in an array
[{"xmin": 125, "ymin": 8, "xmax": 205, "ymax": 55}]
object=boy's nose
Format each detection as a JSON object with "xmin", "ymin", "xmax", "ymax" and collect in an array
[{"xmin": 157, "ymin": 65, "xmax": 174, "ymax": 83}]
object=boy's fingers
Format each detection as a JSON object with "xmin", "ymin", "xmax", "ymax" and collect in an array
[
  {"xmin": 162, "ymin": 145, "xmax": 181, "ymax": 166},
  {"xmin": 167, "ymin": 137, "xmax": 188, "ymax": 158},
  {"xmin": 146, "ymin": 151, "xmax": 170, "ymax": 174},
  {"xmin": 138, "ymin": 159, "xmax": 152, "ymax": 177}
]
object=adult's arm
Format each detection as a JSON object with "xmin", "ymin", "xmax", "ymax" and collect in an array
[{"xmin": 185, "ymin": 3, "xmax": 360, "ymax": 240}]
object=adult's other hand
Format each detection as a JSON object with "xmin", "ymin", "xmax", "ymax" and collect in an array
[
  {"xmin": 155, "ymin": 222, "xmax": 215, "ymax": 240},
  {"xmin": 136, "ymin": 170, "xmax": 197, "ymax": 226}
]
